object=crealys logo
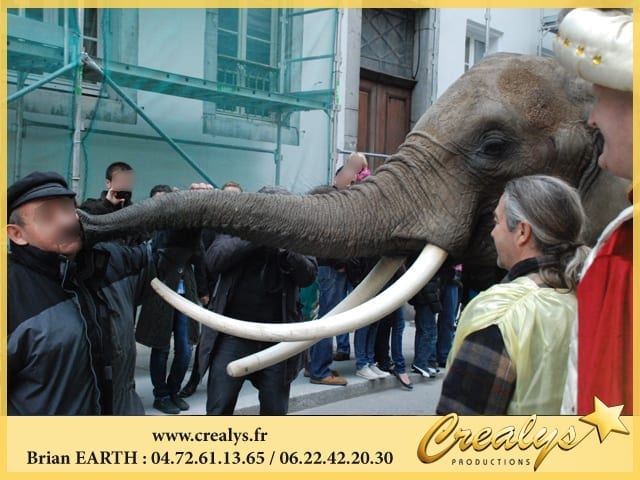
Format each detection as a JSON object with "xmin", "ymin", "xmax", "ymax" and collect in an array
[{"xmin": 417, "ymin": 397, "xmax": 630, "ymax": 471}]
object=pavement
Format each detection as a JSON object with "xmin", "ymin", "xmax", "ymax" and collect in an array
[{"xmin": 136, "ymin": 306, "xmax": 445, "ymax": 416}]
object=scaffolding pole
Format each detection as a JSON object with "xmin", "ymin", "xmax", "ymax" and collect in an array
[
  {"xmin": 70, "ymin": 7, "xmax": 85, "ymax": 195},
  {"xmin": 12, "ymin": 72, "xmax": 27, "ymax": 182},
  {"xmin": 7, "ymin": 61, "xmax": 80, "ymax": 103},
  {"xmin": 274, "ymin": 112, "xmax": 283, "ymax": 186},
  {"xmin": 82, "ymin": 54, "xmax": 218, "ymax": 188}
]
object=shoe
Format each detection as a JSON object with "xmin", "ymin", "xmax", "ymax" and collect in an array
[
  {"xmin": 411, "ymin": 364, "xmax": 433, "ymax": 378},
  {"xmin": 178, "ymin": 381, "xmax": 198, "ymax": 398},
  {"xmin": 438, "ymin": 361, "xmax": 447, "ymax": 369},
  {"xmin": 304, "ymin": 369, "xmax": 339, "ymax": 378},
  {"xmin": 394, "ymin": 371, "xmax": 413, "ymax": 390},
  {"xmin": 153, "ymin": 397, "xmax": 180, "ymax": 414},
  {"xmin": 333, "ymin": 352, "xmax": 350, "ymax": 361},
  {"xmin": 369, "ymin": 364, "xmax": 391, "ymax": 378},
  {"xmin": 428, "ymin": 362, "xmax": 441, "ymax": 375},
  {"xmin": 310, "ymin": 375, "xmax": 347, "ymax": 386},
  {"xmin": 171, "ymin": 394, "xmax": 190, "ymax": 411},
  {"xmin": 377, "ymin": 363, "xmax": 395, "ymax": 373},
  {"xmin": 356, "ymin": 365, "xmax": 381, "ymax": 381}
]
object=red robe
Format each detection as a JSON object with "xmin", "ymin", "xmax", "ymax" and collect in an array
[{"xmin": 576, "ymin": 219, "xmax": 633, "ymax": 414}]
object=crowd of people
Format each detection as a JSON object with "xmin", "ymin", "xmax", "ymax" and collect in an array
[{"xmin": 7, "ymin": 8, "xmax": 632, "ymax": 416}]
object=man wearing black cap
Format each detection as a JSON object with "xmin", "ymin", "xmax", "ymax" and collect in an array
[{"xmin": 7, "ymin": 171, "xmax": 212, "ymax": 415}]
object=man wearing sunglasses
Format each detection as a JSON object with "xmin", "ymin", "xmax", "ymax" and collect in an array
[{"xmin": 80, "ymin": 162, "xmax": 140, "ymax": 245}]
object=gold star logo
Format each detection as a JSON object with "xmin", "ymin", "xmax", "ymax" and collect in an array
[{"xmin": 579, "ymin": 396, "xmax": 629, "ymax": 443}]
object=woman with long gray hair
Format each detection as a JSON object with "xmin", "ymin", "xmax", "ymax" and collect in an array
[{"xmin": 437, "ymin": 175, "xmax": 589, "ymax": 415}]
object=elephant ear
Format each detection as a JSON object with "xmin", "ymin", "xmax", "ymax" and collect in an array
[
  {"xmin": 552, "ymin": 69, "xmax": 629, "ymax": 245},
  {"xmin": 552, "ymin": 72, "xmax": 601, "ymax": 192}
]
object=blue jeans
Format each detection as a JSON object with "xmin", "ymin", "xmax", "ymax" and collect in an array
[
  {"xmin": 335, "ymin": 333, "xmax": 351, "ymax": 355},
  {"xmin": 437, "ymin": 282, "xmax": 459, "ymax": 364},
  {"xmin": 354, "ymin": 321, "xmax": 380, "ymax": 370},
  {"xmin": 413, "ymin": 304, "xmax": 437, "ymax": 370},
  {"xmin": 374, "ymin": 308, "xmax": 407, "ymax": 373},
  {"xmin": 309, "ymin": 266, "xmax": 350, "ymax": 379},
  {"xmin": 150, "ymin": 310, "xmax": 192, "ymax": 400}
]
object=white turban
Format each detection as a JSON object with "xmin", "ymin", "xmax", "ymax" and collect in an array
[{"xmin": 553, "ymin": 8, "xmax": 632, "ymax": 91}]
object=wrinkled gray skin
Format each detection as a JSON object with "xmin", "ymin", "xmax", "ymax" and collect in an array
[{"xmin": 80, "ymin": 53, "xmax": 629, "ymax": 267}]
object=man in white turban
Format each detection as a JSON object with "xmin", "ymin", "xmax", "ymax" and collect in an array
[{"xmin": 553, "ymin": 8, "xmax": 633, "ymax": 415}]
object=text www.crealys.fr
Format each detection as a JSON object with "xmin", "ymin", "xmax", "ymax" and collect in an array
[{"xmin": 151, "ymin": 427, "xmax": 268, "ymax": 445}]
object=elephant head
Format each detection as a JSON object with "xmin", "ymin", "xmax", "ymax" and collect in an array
[
  {"xmin": 80, "ymin": 53, "xmax": 628, "ymax": 263},
  {"xmin": 79, "ymin": 53, "xmax": 629, "ymax": 367}
]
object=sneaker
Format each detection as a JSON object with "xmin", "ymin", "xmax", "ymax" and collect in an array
[
  {"xmin": 428, "ymin": 362, "xmax": 441, "ymax": 375},
  {"xmin": 356, "ymin": 365, "xmax": 381, "ymax": 381},
  {"xmin": 411, "ymin": 364, "xmax": 433, "ymax": 378},
  {"xmin": 170, "ymin": 394, "xmax": 189, "ymax": 411},
  {"xmin": 153, "ymin": 397, "xmax": 180, "ymax": 414},
  {"xmin": 377, "ymin": 363, "xmax": 395, "ymax": 373},
  {"xmin": 369, "ymin": 364, "xmax": 391, "ymax": 378},
  {"xmin": 333, "ymin": 352, "xmax": 350, "ymax": 361},
  {"xmin": 310, "ymin": 375, "xmax": 347, "ymax": 386}
]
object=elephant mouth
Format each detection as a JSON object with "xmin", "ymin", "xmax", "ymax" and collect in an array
[{"xmin": 152, "ymin": 244, "xmax": 448, "ymax": 376}]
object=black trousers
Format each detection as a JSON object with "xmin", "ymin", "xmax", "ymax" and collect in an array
[{"xmin": 206, "ymin": 334, "xmax": 291, "ymax": 415}]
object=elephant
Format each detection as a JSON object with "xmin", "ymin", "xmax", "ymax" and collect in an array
[{"xmin": 79, "ymin": 53, "xmax": 630, "ymax": 375}]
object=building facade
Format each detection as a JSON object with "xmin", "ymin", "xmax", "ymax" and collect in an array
[{"xmin": 7, "ymin": 8, "xmax": 559, "ymax": 199}]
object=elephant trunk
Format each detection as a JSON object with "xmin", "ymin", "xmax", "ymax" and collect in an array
[{"xmin": 79, "ymin": 136, "xmax": 474, "ymax": 259}]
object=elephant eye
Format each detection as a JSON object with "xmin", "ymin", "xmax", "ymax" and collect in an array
[{"xmin": 479, "ymin": 135, "xmax": 509, "ymax": 157}]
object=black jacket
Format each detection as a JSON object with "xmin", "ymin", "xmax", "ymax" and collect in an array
[
  {"xmin": 79, "ymin": 192, "xmax": 146, "ymax": 246},
  {"xmin": 135, "ymin": 230, "xmax": 206, "ymax": 348},
  {"xmin": 8, "ymin": 233, "xmax": 197, "ymax": 415},
  {"xmin": 198, "ymin": 234, "xmax": 317, "ymax": 384},
  {"xmin": 408, "ymin": 255, "xmax": 444, "ymax": 313}
]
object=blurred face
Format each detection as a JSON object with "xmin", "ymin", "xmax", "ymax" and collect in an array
[
  {"xmin": 588, "ymin": 85, "xmax": 633, "ymax": 180},
  {"xmin": 333, "ymin": 168, "xmax": 357, "ymax": 190},
  {"xmin": 223, "ymin": 185, "xmax": 242, "ymax": 193},
  {"xmin": 347, "ymin": 155, "xmax": 366, "ymax": 172},
  {"xmin": 490, "ymin": 195, "xmax": 520, "ymax": 270},
  {"xmin": 7, "ymin": 197, "xmax": 83, "ymax": 256},
  {"xmin": 106, "ymin": 169, "xmax": 135, "ymax": 194}
]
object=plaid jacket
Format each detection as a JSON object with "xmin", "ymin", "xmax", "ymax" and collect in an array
[
  {"xmin": 435, "ymin": 258, "xmax": 553, "ymax": 415},
  {"xmin": 436, "ymin": 324, "xmax": 515, "ymax": 415}
]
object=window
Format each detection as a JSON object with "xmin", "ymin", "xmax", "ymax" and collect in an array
[
  {"xmin": 57, "ymin": 9, "xmax": 100, "ymax": 58},
  {"xmin": 203, "ymin": 8, "xmax": 308, "ymax": 144},
  {"xmin": 9, "ymin": 9, "xmax": 99, "ymax": 57},
  {"xmin": 8, "ymin": 9, "xmax": 139, "ymax": 124},
  {"xmin": 464, "ymin": 20, "xmax": 501, "ymax": 72},
  {"xmin": 9, "ymin": 8, "xmax": 47, "ymax": 22},
  {"xmin": 216, "ymin": 9, "xmax": 280, "ymax": 116},
  {"xmin": 464, "ymin": 36, "xmax": 486, "ymax": 71}
]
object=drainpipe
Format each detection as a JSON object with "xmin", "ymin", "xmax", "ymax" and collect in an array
[
  {"xmin": 484, "ymin": 8, "xmax": 491, "ymax": 54},
  {"xmin": 429, "ymin": 8, "xmax": 440, "ymax": 105}
]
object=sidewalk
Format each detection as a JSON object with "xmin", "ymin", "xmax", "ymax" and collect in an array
[{"xmin": 136, "ymin": 309, "xmax": 445, "ymax": 416}]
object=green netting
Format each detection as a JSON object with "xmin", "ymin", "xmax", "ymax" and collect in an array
[{"xmin": 7, "ymin": 8, "xmax": 338, "ymax": 200}]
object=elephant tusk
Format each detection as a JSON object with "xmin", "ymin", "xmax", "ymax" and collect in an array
[
  {"xmin": 226, "ymin": 256, "xmax": 406, "ymax": 377},
  {"xmin": 150, "ymin": 243, "xmax": 447, "ymax": 342}
]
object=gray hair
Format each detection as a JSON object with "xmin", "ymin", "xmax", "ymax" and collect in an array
[
  {"xmin": 503, "ymin": 175, "xmax": 589, "ymax": 291},
  {"xmin": 8, "ymin": 208, "xmax": 24, "ymax": 226}
]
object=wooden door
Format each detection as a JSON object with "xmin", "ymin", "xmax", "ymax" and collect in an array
[{"xmin": 357, "ymin": 77, "xmax": 412, "ymax": 172}]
